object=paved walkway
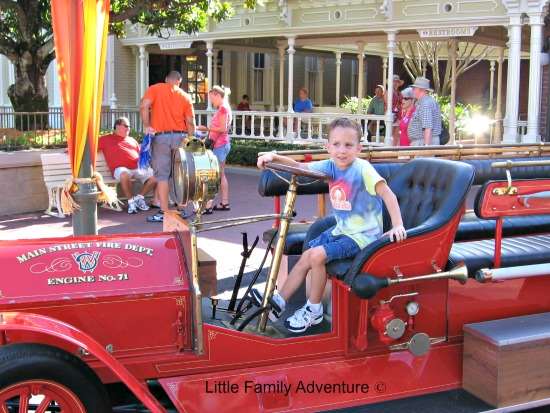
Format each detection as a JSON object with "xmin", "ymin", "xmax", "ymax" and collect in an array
[{"xmin": 0, "ymin": 168, "xmax": 318, "ymax": 296}]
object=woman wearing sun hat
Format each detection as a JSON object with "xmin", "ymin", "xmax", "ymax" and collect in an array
[{"xmin": 398, "ymin": 87, "xmax": 416, "ymax": 146}]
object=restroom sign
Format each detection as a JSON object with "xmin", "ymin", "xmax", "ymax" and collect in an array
[{"xmin": 418, "ymin": 26, "xmax": 477, "ymax": 38}]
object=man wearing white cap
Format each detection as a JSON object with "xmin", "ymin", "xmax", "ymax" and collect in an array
[{"xmin": 408, "ymin": 77, "xmax": 442, "ymax": 145}]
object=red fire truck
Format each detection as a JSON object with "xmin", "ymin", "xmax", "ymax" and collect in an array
[{"xmin": 1, "ymin": 143, "xmax": 550, "ymax": 412}]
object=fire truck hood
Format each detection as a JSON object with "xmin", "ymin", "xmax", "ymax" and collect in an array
[{"xmin": 0, "ymin": 233, "xmax": 190, "ymax": 304}]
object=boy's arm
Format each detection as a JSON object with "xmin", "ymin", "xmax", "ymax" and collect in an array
[
  {"xmin": 257, "ymin": 152, "xmax": 306, "ymax": 170},
  {"xmin": 375, "ymin": 181, "xmax": 407, "ymax": 242}
]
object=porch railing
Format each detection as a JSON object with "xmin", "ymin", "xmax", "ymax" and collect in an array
[
  {"xmin": 194, "ymin": 110, "xmax": 387, "ymax": 143},
  {"xmin": 0, "ymin": 106, "xmax": 531, "ymax": 150}
]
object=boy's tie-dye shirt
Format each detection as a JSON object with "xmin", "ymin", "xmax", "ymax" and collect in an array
[{"xmin": 308, "ymin": 158, "xmax": 384, "ymax": 249}]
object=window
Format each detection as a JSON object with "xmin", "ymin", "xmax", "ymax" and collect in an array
[
  {"xmin": 185, "ymin": 55, "xmax": 207, "ymax": 105},
  {"xmin": 215, "ymin": 50, "xmax": 223, "ymax": 86},
  {"xmin": 306, "ymin": 56, "xmax": 319, "ymax": 104},
  {"xmin": 351, "ymin": 59, "xmax": 357, "ymax": 97},
  {"xmin": 253, "ymin": 52, "xmax": 265, "ymax": 102}
]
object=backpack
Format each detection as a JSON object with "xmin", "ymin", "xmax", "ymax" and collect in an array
[{"xmin": 439, "ymin": 120, "xmax": 450, "ymax": 145}]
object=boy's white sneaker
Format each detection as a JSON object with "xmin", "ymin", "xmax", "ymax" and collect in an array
[
  {"xmin": 284, "ymin": 304, "xmax": 323, "ymax": 333},
  {"xmin": 250, "ymin": 289, "xmax": 286, "ymax": 322}
]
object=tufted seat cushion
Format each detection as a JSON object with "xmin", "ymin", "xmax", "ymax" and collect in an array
[
  {"xmin": 262, "ymin": 223, "xmax": 312, "ymax": 255},
  {"xmin": 456, "ymin": 213, "xmax": 550, "ymax": 241},
  {"xmin": 446, "ymin": 234, "xmax": 550, "ymax": 274}
]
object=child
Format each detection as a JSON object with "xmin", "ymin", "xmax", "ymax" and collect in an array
[{"xmin": 254, "ymin": 118, "xmax": 406, "ymax": 333}]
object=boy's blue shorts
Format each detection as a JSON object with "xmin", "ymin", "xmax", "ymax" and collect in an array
[{"xmin": 307, "ymin": 227, "xmax": 360, "ymax": 263}]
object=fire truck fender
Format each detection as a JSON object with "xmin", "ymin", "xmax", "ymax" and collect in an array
[{"xmin": 0, "ymin": 311, "xmax": 166, "ymax": 413}]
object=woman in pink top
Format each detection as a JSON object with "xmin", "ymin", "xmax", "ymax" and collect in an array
[
  {"xmin": 398, "ymin": 87, "xmax": 416, "ymax": 146},
  {"xmin": 197, "ymin": 86, "xmax": 233, "ymax": 213}
]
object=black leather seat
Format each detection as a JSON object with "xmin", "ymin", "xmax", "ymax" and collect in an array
[
  {"xmin": 262, "ymin": 223, "xmax": 312, "ymax": 255},
  {"xmin": 447, "ymin": 234, "xmax": 550, "ymax": 274},
  {"xmin": 455, "ymin": 212, "xmax": 550, "ymax": 241},
  {"xmin": 302, "ymin": 159, "xmax": 475, "ymax": 282}
]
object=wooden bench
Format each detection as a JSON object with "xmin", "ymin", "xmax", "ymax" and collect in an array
[{"xmin": 40, "ymin": 152, "xmax": 122, "ymax": 218}]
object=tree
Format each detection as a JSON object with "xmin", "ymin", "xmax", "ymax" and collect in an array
[
  {"xmin": 398, "ymin": 40, "xmax": 494, "ymax": 96},
  {"xmin": 0, "ymin": 0, "xmax": 255, "ymax": 124}
]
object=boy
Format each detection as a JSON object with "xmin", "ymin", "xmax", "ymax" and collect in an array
[{"xmin": 254, "ymin": 118, "xmax": 406, "ymax": 333}]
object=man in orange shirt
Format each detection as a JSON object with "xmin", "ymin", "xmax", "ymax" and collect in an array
[{"xmin": 140, "ymin": 71, "xmax": 196, "ymax": 222}]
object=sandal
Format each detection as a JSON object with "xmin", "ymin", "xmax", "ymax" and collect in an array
[
  {"xmin": 213, "ymin": 203, "xmax": 231, "ymax": 211},
  {"xmin": 202, "ymin": 207, "xmax": 214, "ymax": 215}
]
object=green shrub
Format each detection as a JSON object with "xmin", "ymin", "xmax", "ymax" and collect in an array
[
  {"xmin": 432, "ymin": 95, "xmax": 482, "ymax": 133},
  {"xmin": 341, "ymin": 96, "xmax": 372, "ymax": 114},
  {"xmin": 226, "ymin": 139, "xmax": 322, "ymax": 167}
]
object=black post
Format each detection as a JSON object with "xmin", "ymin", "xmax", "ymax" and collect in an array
[{"xmin": 72, "ymin": 139, "xmax": 99, "ymax": 235}]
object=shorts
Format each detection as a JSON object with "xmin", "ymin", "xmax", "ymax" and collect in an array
[
  {"xmin": 308, "ymin": 227, "xmax": 360, "ymax": 263},
  {"xmin": 213, "ymin": 143, "xmax": 231, "ymax": 164},
  {"xmin": 151, "ymin": 132, "xmax": 185, "ymax": 181},
  {"xmin": 113, "ymin": 167, "xmax": 154, "ymax": 184}
]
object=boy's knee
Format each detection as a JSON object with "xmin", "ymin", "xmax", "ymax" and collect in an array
[{"xmin": 308, "ymin": 247, "xmax": 327, "ymax": 267}]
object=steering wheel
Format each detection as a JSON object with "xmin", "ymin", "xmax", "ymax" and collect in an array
[{"xmin": 265, "ymin": 162, "xmax": 328, "ymax": 180}]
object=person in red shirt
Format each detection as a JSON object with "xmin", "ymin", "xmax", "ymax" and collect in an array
[
  {"xmin": 236, "ymin": 94, "xmax": 250, "ymax": 111},
  {"xmin": 398, "ymin": 87, "xmax": 416, "ymax": 146},
  {"xmin": 98, "ymin": 117, "xmax": 157, "ymax": 214}
]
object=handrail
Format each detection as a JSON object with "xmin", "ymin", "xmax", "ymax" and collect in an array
[
  {"xmin": 492, "ymin": 159, "xmax": 550, "ymax": 169},
  {"xmin": 270, "ymin": 142, "xmax": 550, "ymax": 161}
]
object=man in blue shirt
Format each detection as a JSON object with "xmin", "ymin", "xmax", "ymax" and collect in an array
[
  {"xmin": 286, "ymin": 87, "xmax": 313, "ymax": 138},
  {"xmin": 293, "ymin": 87, "xmax": 313, "ymax": 113}
]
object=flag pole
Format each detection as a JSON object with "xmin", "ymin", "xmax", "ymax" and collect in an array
[{"xmin": 72, "ymin": 139, "xmax": 99, "ymax": 235}]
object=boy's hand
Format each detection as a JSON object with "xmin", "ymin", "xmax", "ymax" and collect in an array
[
  {"xmin": 385, "ymin": 225, "xmax": 407, "ymax": 243},
  {"xmin": 257, "ymin": 153, "xmax": 274, "ymax": 169}
]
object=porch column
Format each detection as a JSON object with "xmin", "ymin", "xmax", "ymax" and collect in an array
[
  {"xmin": 526, "ymin": 13, "xmax": 545, "ymax": 142},
  {"xmin": 206, "ymin": 40, "xmax": 214, "ymax": 110},
  {"xmin": 357, "ymin": 41, "xmax": 365, "ymax": 99},
  {"xmin": 489, "ymin": 60, "xmax": 495, "ymax": 110},
  {"xmin": 138, "ymin": 45, "xmax": 148, "ymax": 98},
  {"xmin": 335, "ymin": 52, "xmax": 342, "ymax": 107},
  {"xmin": 494, "ymin": 47, "xmax": 504, "ymax": 141},
  {"xmin": 503, "ymin": 15, "xmax": 522, "ymax": 143},
  {"xmin": 318, "ymin": 57, "xmax": 324, "ymax": 106},
  {"xmin": 212, "ymin": 48, "xmax": 219, "ymax": 87},
  {"xmin": 287, "ymin": 36, "xmax": 296, "ymax": 112},
  {"xmin": 449, "ymin": 39, "xmax": 457, "ymax": 144},
  {"xmin": 382, "ymin": 57, "xmax": 388, "ymax": 89},
  {"xmin": 278, "ymin": 45, "xmax": 286, "ymax": 111},
  {"xmin": 107, "ymin": 35, "xmax": 117, "ymax": 109},
  {"xmin": 385, "ymin": 31, "xmax": 397, "ymax": 145}
]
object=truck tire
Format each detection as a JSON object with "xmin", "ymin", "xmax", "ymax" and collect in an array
[{"xmin": 0, "ymin": 343, "xmax": 111, "ymax": 413}]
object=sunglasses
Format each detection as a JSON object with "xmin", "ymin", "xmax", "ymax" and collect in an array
[
  {"xmin": 119, "ymin": 124, "xmax": 130, "ymax": 128},
  {"xmin": 403, "ymin": 98, "xmax": 413, "ymax": 101}
]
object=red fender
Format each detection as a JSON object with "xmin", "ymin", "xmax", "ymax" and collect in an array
[{"xmin": 0, "ymin": 311, "xmax": 165, "ymax": 413}]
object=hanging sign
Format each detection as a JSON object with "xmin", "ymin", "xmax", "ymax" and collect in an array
[{"xmin": 418, "ymin": 26, "xmax": 478, "ymax": 38}]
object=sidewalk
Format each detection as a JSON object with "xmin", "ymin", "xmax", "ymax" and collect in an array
[{"xmin": 0, "ymin": 169, "xmax": 319, "ymax": 293}]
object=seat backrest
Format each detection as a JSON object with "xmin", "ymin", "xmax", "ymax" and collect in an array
[
  {"xmin": 40, "ymin": 152, "xmax": 115, "ymax": 185},
  {"xmin": 257, "ymin": 162, "xmax": 402, "ymax": 197},
  {"xmin": 383, "ymin": 158, "xmax": 475, "ymax": 232}
]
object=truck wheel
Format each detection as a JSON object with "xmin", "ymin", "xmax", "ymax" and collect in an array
[{"xmin": 0, "ymin": 343, "xmax": 111, "ymax": 412}]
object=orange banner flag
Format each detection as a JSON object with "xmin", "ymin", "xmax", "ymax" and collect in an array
[{"xmin": 51, "ymin": 0, "xmax": 110, "ymax": 178}]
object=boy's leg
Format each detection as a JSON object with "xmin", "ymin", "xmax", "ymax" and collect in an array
[
  {"xmin": 278, "ymin": 248, "xmax": 315, "ymax": 301},
  {"xmin": 305, "ymin": 247, "xmax": 328, "ymax": 304}
]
